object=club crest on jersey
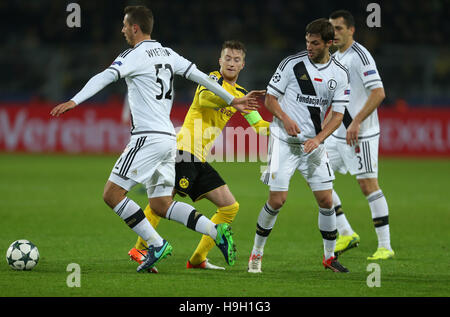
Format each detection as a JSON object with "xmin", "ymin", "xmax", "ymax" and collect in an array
[
  {"xmin": 111, "ymin": 61, "xmax": 122, "ymax": 66},
  {"xmin": 327, "ymin": 79, "xmax": 337, "ymax": 90},
  {"xmin": 209, "ymin": 74, "xmax": 219, "ymax": 82},
  {"xmin": 272, "ymin": 72, "xmax": 281, "ymax": 83}
]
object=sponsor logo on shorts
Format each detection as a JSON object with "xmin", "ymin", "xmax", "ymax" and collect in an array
[{"xmin": 179, "ymin": 177, "xmax": 189, "ymax": 189}]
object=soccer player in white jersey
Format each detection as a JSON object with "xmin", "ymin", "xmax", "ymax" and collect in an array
[
  {"xmin": 248, "ymin": 19, "xmax": 351, "ymax": 273},
  {"xmin": 326, "ymin": 10, "xmax": 394, "ymax": 260},
  {"xmin": 50, "ymin": 5, "xmax": 264, "ymax": 272}
]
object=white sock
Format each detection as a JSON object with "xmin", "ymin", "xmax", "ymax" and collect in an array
[
  {"xmin": 367, "ymin": 190, "xmax": 391, "ymax": 250},
  {"xmin": 253, "ymin": 202, "xmax": 280, "ymax": 254},
  {"xmin": 165, "ymin": 201, "xmax": 217, "ymax": 239},
  {"xmin": 332, "ymin": 190, "xmax": 354, "ymax": 236},
  {"xmin": 318, "ymin": 207, "xmax": 337, "ymax": 260},
  {"xmin": 113, "ymin": 197, "xmax": 163, "ymax": 247}
]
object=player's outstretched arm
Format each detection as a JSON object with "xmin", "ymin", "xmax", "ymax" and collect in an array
[
  {"xmin": 231, "ymin": 90, "xmax": 265, "ymax": 114},
  {"xmin": 50, "ymin": 100, "xmax": 77, "ymax": 117},
  {"xmin": 304, "ymin": 111, "xmax": 344, "ymax": 153},
  {"xmin": 246, "ymin": 90, "xmax": 266, "ymax": 101},
  {"xmin": 198, "ymin": 90, "xmax": 229, "ymax": 108},
  {"xmin": 187, "ymin": 68, "xmax": 262, "ymax": 114},
  {"xmin": 198, "ymin": 88, "xmax": 264, "ymax": 114},
  {"xmin": 50, "ymin": 68, "xmax": 118, "ymax": 117}
]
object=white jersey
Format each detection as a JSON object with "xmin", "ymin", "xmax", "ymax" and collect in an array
[
  {"xmin": 109, "ymin": 40, "xmax": 196, "ymax": 136},
  {"xmin": 332, "ymin": 41, "xmax": 384, "ymax": 141},
  {"xmin": 267, "ymin": 51, "xmax": 350, "ymax": 144}
]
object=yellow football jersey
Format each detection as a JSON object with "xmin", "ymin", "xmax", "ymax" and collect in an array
[{"xmin": 177, "ymin": 71, "xmax": 248, "ymax": 162}]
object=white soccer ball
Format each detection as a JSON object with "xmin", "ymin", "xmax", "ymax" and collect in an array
[{"xmin": 6, "ymin": 240, "xmax": 40, "ymax": 271}]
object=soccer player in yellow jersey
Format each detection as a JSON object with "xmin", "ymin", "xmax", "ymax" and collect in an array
[{"xmin": 128, "ymin": 40, "xmax": 270, "ymax": 271}]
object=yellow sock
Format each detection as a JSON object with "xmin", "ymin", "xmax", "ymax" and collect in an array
[
  {"xmin": 189, "ymin": 202, "xmax": 239, "ymax": 265},
  {"xmin": 134, "ymin": 204, "xmax": 161, "ymax": 250}
]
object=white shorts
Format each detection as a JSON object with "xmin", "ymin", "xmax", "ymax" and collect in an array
[
  {"xmin": 261, "ymin": 136, "xmax": 334, "ymax": 192},
  {"xmin": 325, "ymin": 135, "xmax": 379, "ymax": 179},
  {"xmin": 108, "ymin": 133, "xmax": 176, "ymax": 198}
]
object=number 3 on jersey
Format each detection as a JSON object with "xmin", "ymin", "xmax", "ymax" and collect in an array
[{"xmin": 155, "ymin": 64, "xmax": 174, "ymax": 100}]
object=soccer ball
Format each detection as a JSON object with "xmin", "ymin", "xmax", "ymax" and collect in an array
[{"xmin": 6, "ymin": 240, "xmax": 40, "ymax": 271}]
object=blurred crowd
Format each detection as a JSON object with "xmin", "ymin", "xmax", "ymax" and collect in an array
[{"xmin": 1, "ymin": 0, "xmax": 448, "ymax": 105}]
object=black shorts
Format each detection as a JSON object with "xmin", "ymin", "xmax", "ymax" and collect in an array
[{"xmin": 174, "ymin": 150, "xmax": 226, "ymax": 202}]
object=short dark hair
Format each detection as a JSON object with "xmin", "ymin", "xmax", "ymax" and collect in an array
[
  {"xmin": 329, "ymin": 10, "xmax": 355, "ymax": 28},
  {"xmin": 305, "ymin": 18, "xmax": 335, "ymax": 43},
  {"xmin": 222, "ymin": 40, "xmax": 247, "ymax": 57},
  {"xmin": 124, "ymin": 5, "xmax": 154, "ymax": 35}
]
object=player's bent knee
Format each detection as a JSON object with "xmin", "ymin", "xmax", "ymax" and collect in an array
[
  {"xmin": 270, "ymin": 201, "xmax": 285, "ymax": 210},
  {"xmin": 317, "ymin": 197, "xmax": 333, "ymax": 209},
  {"xmin": 148, "ymin": 196, "xmax": 173, "ymax": 218},
  {"xmin": 206, "ymin": 185, "xmax": 236, "ymax": 208},
  {"xmin": 313, "ymin": 191, "xmax": 333, "ymax": 209},
  {"xmin": 102, "ymin": 191, "xmax": 113, "ymax": 208},
  {"xmin": 103, "ymin": 181, "xmax": 127, "ymax": 209},
  {"xmin": 268, "ymin": 192, "xmax": 287, "ymax": 210},
  {"xmin": 358, "ymin": 178, "xmax": 379, "ymax": 196}
]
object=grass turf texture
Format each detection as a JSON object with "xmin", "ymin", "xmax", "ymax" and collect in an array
[{"xmin": 0, "ymin": 154, "xmax": 449, "ymax": 297}]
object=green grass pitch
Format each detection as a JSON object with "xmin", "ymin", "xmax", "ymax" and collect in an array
[{"xmin": 0, "ymin": 153, "xmax": 449, "ymax": 297}]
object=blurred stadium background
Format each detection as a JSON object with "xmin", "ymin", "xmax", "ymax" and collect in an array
[{"xmin": 0, "ymin": 0, "xmax": 449, "ymax": 156}]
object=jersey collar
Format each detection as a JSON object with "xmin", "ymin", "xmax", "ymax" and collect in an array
[
  {"xmin": 336, "ymin": 40, "xmax": 354, "ymax": 58},
  {"xmin": 133, "ymin": 39, "xmax": 157, "ymax": 49},
  {"xmin": 309, "ymin": 55, "xmax": 333, "ymax": 71}
]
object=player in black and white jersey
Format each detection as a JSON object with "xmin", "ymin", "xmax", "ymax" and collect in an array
[
  {"xmin": 50, "ymin": 5, "xmax": 264, "ymax": 272},
  {"xmin": 326, "ymin": 10, "xmax": 394, "ymax": 260},
  {"xmin": 248, "ymin": 19, "xmax": 350, "ymax": 273}
]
